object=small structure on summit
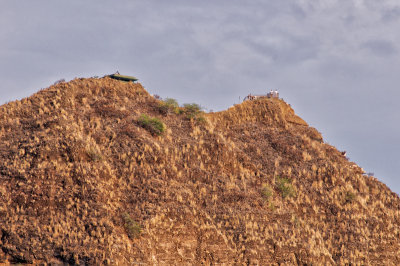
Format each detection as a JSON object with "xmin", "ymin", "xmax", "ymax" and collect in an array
[
  {"xmin": 108, "ymin": 71, "xmax": 138, "ymax": 82},
  {"xmin": 243, "ymin": 89, "xmax": 279, "ymax": 101},
  {"xmin": 267, "ymin": 90, "xmax": 279, "ymax": 98}
]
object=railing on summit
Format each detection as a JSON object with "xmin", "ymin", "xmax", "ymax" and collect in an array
[{"xmin": 243, "ymin": 90, "xmax": 279, "ymax": 101}]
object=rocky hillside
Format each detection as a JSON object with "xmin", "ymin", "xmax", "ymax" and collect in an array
[{"xmin": 0, "ymin": 77, "xmax": 399, "ymax": 265}]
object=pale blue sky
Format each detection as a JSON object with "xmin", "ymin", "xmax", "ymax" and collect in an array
[{"xmin": 1, "ymin": 0, "xmax": 399, "ymax": 194}]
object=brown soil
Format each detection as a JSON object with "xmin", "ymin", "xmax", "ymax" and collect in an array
[{"xmin": 0, "ymin": 77, "xmax": 399, "ymax": 265}]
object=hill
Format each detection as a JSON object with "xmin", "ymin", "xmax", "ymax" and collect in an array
[{"xmin": 0, "ymin": 77, "xmax": 399, "ymax": 265}]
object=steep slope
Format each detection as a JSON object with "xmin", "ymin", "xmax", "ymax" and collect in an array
[{"xmin": 0, "ymin": 77, "xmax": 399, "ymax": 265}]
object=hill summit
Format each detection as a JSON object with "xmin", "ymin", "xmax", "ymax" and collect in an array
[{"xmin": 0, "ymin": 77, "xmax": 399, "ymax": 264}]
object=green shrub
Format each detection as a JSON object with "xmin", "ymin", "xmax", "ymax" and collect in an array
[
  {"xmin": 275, "ymin": 176, "xmax": 296, "ymax": 199},
  {"xmin": 164, "ymin": 98, "xmax": 179, "ymax": 108},
  {"xmin": 122, "ymin": 213, "xmax": 142, "ymax": 239},
  {"xmin": 138, "ymin": 114, "xmax": 165, "ymax": 136},
  {"xmin": 344, "ymin": 191, "xmax": 356, "ymax": 204},
  {"xmin": 157, "ymin": 104, "xmax": 169, "ymax": 115},
  {"xmin": 196, "ymin": 115, "xmax": 207, "ymax": 124},
  {"xmin": 182, "ymin": 103, "xmax": 205, "ymax": 121},
  {"xmin": 268, "ymin": 202, "xmax": 276, "ymax": 211},
  {"xmin": 86, "ymin": 148, "xmax": 103, "ymax": 162},
  {"xmin": 158, "ymin": 98, "xmax": 179, "ymax": 115},
  {"xmin": 261, "ymin": 183, "xmax": 273, "ymax": 202}
]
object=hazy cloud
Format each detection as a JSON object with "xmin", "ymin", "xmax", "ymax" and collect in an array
[
  {"xmin": 381, "ymin": 7, "xmax": 400, "ymax": 21},
  {"xmin": 361, "ymin": 40, "xmax": 397, "ymax": 57}
]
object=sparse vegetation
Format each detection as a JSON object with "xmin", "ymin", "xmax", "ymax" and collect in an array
[
  {"xmin": 86, "ymin": 147, "xmax": 103, "ymax": 162},
  {"xmin": 275, "ymin": 176, "xmax": 296, "ymax": 199},
  {"xmin": 158, "ymin": 98, "xmax": 179, "ymax": 115},
  {"xmin": 182, "ymin": 103, "xmax": 204, "ymax": 121},
  {"xmin": 261, "ymin": 183, "xmax": 273, "ymax": 202},
  {"xmin": 123, "ymin": 213, "xmax": 142, "ymax": 239},
  {"xmin": 0, "ymin": 77, "xmax": 399, "ymax": 265},
  {"xmin": 138, "ymin": 114, "xmax": 165, "ymax": 136},
  {"xmin": 268, "ymin": 202, "xmax": 276, "ymax": 211},
  {"xmin": 344, "ymin": 191, "xmax": 356, "ymax": 204}
]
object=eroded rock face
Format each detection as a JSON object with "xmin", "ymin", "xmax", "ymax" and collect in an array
[{"xmin": 0, "ymin": 77, "xmax": 399, "ymax": 265}]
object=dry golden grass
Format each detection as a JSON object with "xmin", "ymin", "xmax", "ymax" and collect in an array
[{"xmin": 0, "ymin": 77, "xmax": 399, "ymax": 264}]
